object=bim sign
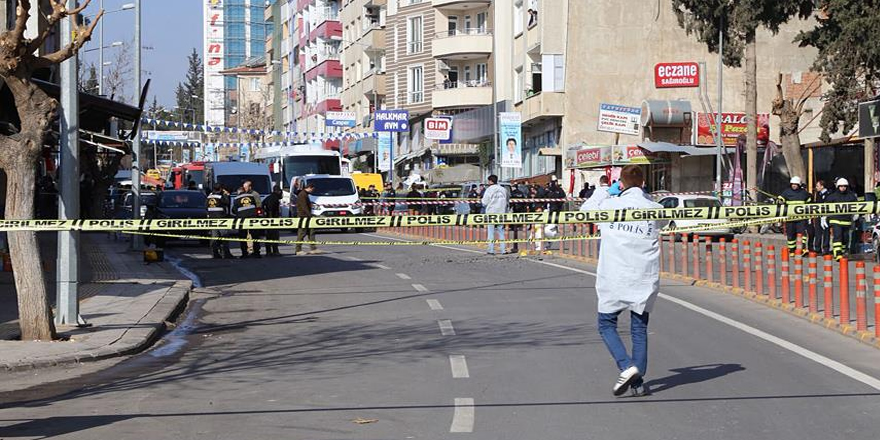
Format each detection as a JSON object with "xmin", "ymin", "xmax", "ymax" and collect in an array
[{"xmin": 654, "ymin": 62, "xmax": 700, "ymax": 88}]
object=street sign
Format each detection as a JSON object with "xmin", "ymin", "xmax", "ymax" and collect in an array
[
  {"xmin": 858, "ymin": 99, "xmax": 880, "ymax": 138},
  {"xmin": 325, "ymin": 111, "xmax": 357, "ymax": 128},
  {"xmin": 654, "ymin": 62, "xmax": 699, "ymax": 88},
  {"xmin": 424, "ymin": 117, "xmax": 452, "ymax": 141},
  {"xmin": 374, "ymin": 110, "xmax": 410, "ymax": 132}
]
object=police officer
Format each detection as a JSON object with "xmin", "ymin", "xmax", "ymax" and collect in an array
[
  {"xmin": 811, "ymin": 180, "xmax": 831, "ymax": 255},
  {"xmin": 206, "ymin": 183, "xmax": 234, "ymax": 259},
  {"xmin": 825, "ymin": 178, "xmax": 858, "ymax": 261},
  {"xmin": 778, "ymin": 176, "xmax": 811, "ymax": 253},
  {"xmin": 232, "ymin": 186, "xmax": 262, "ymax": 258}
]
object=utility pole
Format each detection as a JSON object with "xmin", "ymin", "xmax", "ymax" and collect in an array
[
  {"xmin": 56, "ymin": 0, "xmax": 84, "ymax": 326},
  {"xmin": 716, "ymin": 19, "xmax": 724, "ymax": 194},
  {"xmin": 131, "ymin": 0, "xmax": 143, "ymax": 250},
  {"xmin": 99, "ymin": 0, "xmax": 104, "ymax": 95}
]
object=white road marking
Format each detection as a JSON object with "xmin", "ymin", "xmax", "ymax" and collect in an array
[
  {"xmin": 396, "ymin": 273, "xmax": 412, "ymax": 280},
  {"xmin": 450, "ymin": 398, "xmax": 475, "ymax": 433},
  {"xmin": 438, "ymin": 320, "xmax": 456, "ymax": 336},
  {"xmin": 449, "ymin": 355, "xmax": 470, "ymax": 378},
  {"xmin": 369, "ymin": 263, "xmax": 391, "ymax": 270},
  {"xmin": 427, "ymin": 299, "xmax": 444, "ymax": 310},
  {"xmin": 412, "ymin": 283, "xmax": 429, "ymax": 293},
  {"xmin": 658, "ymin": 293, "xmax": 880, "ymax": 391},
  {"xmin": 523, "ymin": 257, "xmax": 880, "ymax": 391}
]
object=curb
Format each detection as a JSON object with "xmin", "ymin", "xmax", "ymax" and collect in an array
[{"xmin": 3, "ymin": 280, "xmax": 192, "ymax": 371}]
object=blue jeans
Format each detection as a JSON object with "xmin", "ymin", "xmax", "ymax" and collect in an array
[
  {"xmin": 598, "ymin": 311, "xmax": 650, "ymax": 385},
  {"xmin": 487, "ymin": 224, "xmax": 506, "ymax": 254}
]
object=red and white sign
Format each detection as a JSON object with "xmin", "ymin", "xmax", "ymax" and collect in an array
[
  {"xmin": 424, "ymin": 117, "xmax": 452, "ymax": 141},
  {"xmin": 654, "ymin": 62, "xmax": 700, "ymax": 88},
  {"xmin": 695, "ymin": 112, "xmax": 771, "ymax": 147}
]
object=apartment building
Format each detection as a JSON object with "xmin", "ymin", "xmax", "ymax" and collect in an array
[
  {"xmin": 383, "ymin": 0, "xmax": 513, "ymax": 182},
  {"xmin": 340, "ymin": 0, "xmax": 387, "ymax": 149},
  {"xmin": 291, "ymin": 0, "xmax": 344, "ymax": 142}
]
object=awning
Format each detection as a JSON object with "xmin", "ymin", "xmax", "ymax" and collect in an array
[
  {"xmin": 538, "ymin": 147, "xmax": 562, "ymax": 156},
  {"xmin": 638, "ymin": 140, "xmax": 735, "ymax": 156}
]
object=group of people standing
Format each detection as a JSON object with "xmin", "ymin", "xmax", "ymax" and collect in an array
[
  {"xmin": 205, "ymin": 180, "xmax": 283, "ymax": 259},
  {"xmin": 779, "ymin": 176, "xmax": 858, "ymax": 261}
]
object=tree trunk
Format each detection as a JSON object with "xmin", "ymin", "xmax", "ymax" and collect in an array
[
  {"xmin": 5, "ymin": 162, "xmax": 56, "ymax": 340},
  {"xmin": 745, "ymin": 36, "xmax": 758, "ymax": 227}
]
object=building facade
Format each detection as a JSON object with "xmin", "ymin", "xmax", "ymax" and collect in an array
[{"xmin": 203, "ymin": 0, "xmax": 273, "ymax": 127}]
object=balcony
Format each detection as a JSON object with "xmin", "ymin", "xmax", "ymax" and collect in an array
[
  {"xmin": 432, "ymin": 81, "xmax": 492, "ymax": 109},
  {"xmin": 358, "ymin": 26, "xmax": 386, "ymax": 51},
  {"xmin": 305, "ymin": 58, "xmax": 342, "ymax": 81},
  {"xmin": 363, "ymin": 69, "xmax": 387, "ymax": 96},
  {"xmin": 432, "ymin": 0, "xmax": 491, "ymax": 8},
  {"xmin": 515, "ymin": 91, "xmax": 565, "ymax": 125},
  {"xmin": 432, "ymin": 29, "xmax": 492, "ymax": 60}
]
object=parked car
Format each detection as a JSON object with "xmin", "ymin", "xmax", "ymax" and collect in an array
[
  {"xmin": 145, "ymin": 190, "xmax": 209, "ymax": 245},
  {"xmin": 657, "ymin": 194, "xmax": 733, "ymax": 238},
  {"xmin": 114, "ymin": 191, "xmax": 157, "ymax": 220},
  {"xmin": 291, "ymin": 174, "xmax": 362, "ymax": 232}
]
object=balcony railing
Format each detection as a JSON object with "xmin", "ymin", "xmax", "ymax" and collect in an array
[
  {"xmin": 435, "ymin": 28, "xmax": 492, "ymax": 39},
  {"xmin": 409, "ymin": 91, "xmax": 424, "ymax": 104},
  {"xmin": 438, "ymin": 79, "xmax": 491, "ymax": 90},
  {"xmin": 407, "ymin": 41, "xmax": 424, "ymax": 54}
]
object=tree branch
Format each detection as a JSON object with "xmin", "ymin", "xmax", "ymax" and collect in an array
[
  {"xmin": 29, "ymin": 0, "xmax": 98, "ymax": 54},
  {"xmin": 31, "ymin": 8, "xmax": 102, "ymax": 69},
  {"xmin": 7, "ymin": 0, "xmax": 32, "ymax": 48}
]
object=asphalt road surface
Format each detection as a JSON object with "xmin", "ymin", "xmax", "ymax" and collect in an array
[{"xmin": 1, "ymin": 232, "xmax": 879, "ymax": 439}]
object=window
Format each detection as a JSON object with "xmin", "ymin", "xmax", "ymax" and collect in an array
[
  {"xmin": 476, "ymin": 63, "xmax": 488, "ymax": 84},
  {"xmin": 541, "ymin": 54, "xmax": 565, "ymax": 92},
  {"xmin": 464, "ymin": 65, "xmax": 472, "ymax": 83},
  {"xmin": 464, "ymin": 15, "xmax": 471, "ymax": 31},
  {"xmin": 514, "ymin": 0, "xmax": 523, "ymax": 35},
  {"xmin": 407, "ymin": 16, "xmax": 423, "ymax": 54},
  {"xmin": 476, "ymin": 12, "xmax": 488, "ymax": 32},
  {"xmin": 515, "ymin": 67, "xmax": 524, "ymax": 102},
  {"xmin": 448, "ymin": 15, "xmax": 458, "ymax": 36},
  {"xmin": 408, "ymin": 65, "xmax": 423, "ymax": 104}
]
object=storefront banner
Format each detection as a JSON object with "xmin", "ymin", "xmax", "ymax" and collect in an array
[
  {"xmin": 499, "ymin": 112, "xmax": 523, "ymax": 169},
  {"xmin": 566, "ymin": 145, "xmax": 612, "ymax": 169},
  {"xmin": 597, "ymin": 104, "xmax": 641, "ymax": 136},
  {"xmin": 377, "ymin": 132, "xmax": 392, "ymax": 172},
  {"xmin": 695, "ymin": 112, "xmax": 770, "ymax": 147},
  {"xmin": 611, "ymin": 145, "xmax": 669, "ymax": 165}
]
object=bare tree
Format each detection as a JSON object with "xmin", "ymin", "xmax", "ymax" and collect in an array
[
  {"xmin": 771, "ymin": 72, "xmax": 821, "ymax": 181},
  {"xmin": 0, "ymin": 0, "xmax": 102, "ymax": 340},
  {"xmin": 103, "ymin": 39, "xmax": 133, "ymax": 103}
]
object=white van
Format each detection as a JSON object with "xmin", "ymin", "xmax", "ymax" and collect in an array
[
  {"xmin": 204, "ymin": 162, "xmax": 274, "ymax": 200},
  {"xmin": 291, "ymin": 174, "xmax": 363, "ymax": 218}
]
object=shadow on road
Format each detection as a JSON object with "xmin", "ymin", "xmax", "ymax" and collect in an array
[
  {"xmin": 645, "ymin": 363, "xmax": 747, "ymax": 393},
  {"xmin": 2, "ymin": 390, "xmax": 878, "ymax": 438}
]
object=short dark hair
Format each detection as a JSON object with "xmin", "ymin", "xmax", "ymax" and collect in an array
[
  {"xmin": 620, "ymin": 165, "xmax": 645, "ymax": 189},
  {"xmin": 506, "ymin": 138, "xmax": 516, "ymax": 145},
  {"xmin": 599, "ymin": 175, "xmax": 609, "ymax": 185},
  {"xmin": 488, "ymin": 175, "xmax": 498, "ymax": 184},
  {"xmin": 213, "ymin": 183, "xmax": 223, "ymax": 192},
  {"xmin": 816, "ymin": 179, "xmax": 825, "ymax": 187}
]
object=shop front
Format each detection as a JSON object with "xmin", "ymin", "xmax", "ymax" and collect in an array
[{"xmin": 565, "ymin": 144, "xmax": 671, "ymax": 192}]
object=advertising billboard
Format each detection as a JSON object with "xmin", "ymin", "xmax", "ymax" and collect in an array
[
  {"xmin": 203, "ymin": 0, "xmax": 226, "ymax": 126},
  {"xmin": 597, "ymin": 104, "xmax": 641, "ymax": 136},
  {"xmin": 499, "ymin": 112, "xmax": 522, "ymax": 169},
  {"xmin": 695, "ymin": 112, "xmax": 770, "ymax": 147}
]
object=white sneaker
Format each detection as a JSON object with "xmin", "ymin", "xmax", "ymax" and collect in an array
[
  {"xmin": 612, "ymin": 366, "xmax": 640, "ymax": 396},
  {"xmin": 630, "ymin": 382, "xmax": 649, "ymax": 397}
]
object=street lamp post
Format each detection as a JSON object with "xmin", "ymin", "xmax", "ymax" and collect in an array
[
  {"xmin": 95, "ymin": 2, "xmax": 134, "ymax": 95},
  {"xmin": 131, "ymin": 0, "xmax": 143, "ymax": 250}
]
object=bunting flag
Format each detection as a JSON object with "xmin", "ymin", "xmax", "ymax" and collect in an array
[{"xmin": 140, "ymin": 117, "xmax": 380, "ymax": 142}]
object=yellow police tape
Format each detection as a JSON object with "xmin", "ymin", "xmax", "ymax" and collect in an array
[
  {"xmin": 0, "ymin": 201, "xmax": 861, "ymax": 232},
  {"xmin": 121, "ymin": 215, "xmax": 801, "ymax": 247}
]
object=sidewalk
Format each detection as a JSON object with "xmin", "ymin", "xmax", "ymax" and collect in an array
[{"xmin": 0, "ymin": 233, "xmax": 191, "ymax": 370}]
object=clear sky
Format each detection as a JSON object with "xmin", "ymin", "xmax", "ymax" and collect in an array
[{"xmin": 79, "ymin": 0, "xmax": 203, "ymax": 107}]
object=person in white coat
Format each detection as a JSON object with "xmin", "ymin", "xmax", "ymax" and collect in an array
[
  {"xmin": 481, "ymin": 174, "xmax": 510, "ymax": 255},
  {"xmin": 579, "ymin": 165, "xmax": 663, "ymax": 397}
]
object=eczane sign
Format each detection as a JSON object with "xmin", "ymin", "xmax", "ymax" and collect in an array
[{"xmin": 654, "ymin": 62, "xmax": 699, "ymax": 88}]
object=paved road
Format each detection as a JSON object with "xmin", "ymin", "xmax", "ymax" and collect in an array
[{"xmin": 1, "ymin": 232, "xmax": 879, "ymax": 439}]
